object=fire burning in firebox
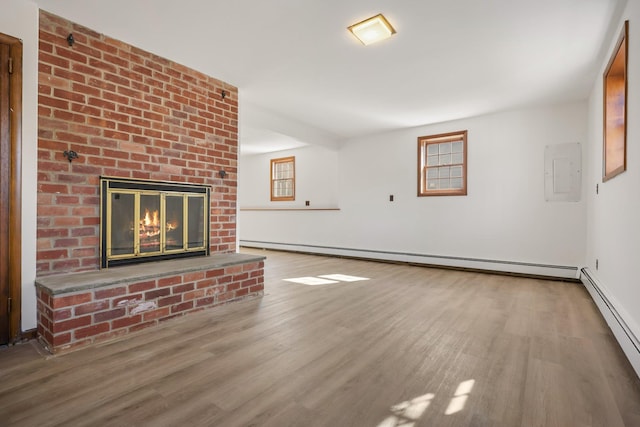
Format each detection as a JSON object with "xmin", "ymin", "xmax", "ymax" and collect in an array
[
  {"xmin": 139, "ymin": 209, "xmax": 179, "ymax": 239},
  {"xmin": 140, "ymin": 209, "xmax": 160, "ymax": 238},
  {"xmin": 141, "ymin": 209, "xmax": 159, "ymax": 237}
]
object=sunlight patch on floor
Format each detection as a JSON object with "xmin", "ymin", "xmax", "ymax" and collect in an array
[
  {"xmin": 283, "ymin": 277, "xmax": 339, "ymax": 286},
  {"xmin": 378, "ymin": 379, "xmax": 476, "ymax": 425},
  {"xmin": 377, "ymin": 393, "xmax": 434, "ymax": 427},
  {"xmin": 318, "ymin": 274, "xmax": 370, "ymax": 282},
  {"xmin": 445, "ymin": 379, "xmax": 475, "ymax": 415},
  {"xmin": 283, "ymin": 274, "xmax": 370, "ymax": 286}
]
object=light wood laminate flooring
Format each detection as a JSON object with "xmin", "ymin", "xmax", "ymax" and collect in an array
[{"xmin": 1, "ymin": 249, "xmax": 639, "ymax": 426}]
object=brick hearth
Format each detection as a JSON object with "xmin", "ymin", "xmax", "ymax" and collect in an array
[{"xmin": 36, "ymin": 254, "xmax": 264, "ymax": 353}]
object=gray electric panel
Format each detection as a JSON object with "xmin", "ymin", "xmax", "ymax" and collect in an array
[{"xmin": 544, "ymin": 143, "xmax": 581, "ymax": 202}]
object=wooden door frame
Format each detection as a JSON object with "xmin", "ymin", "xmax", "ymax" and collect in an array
[{"xmin": 0, "ymin": 32, "xmax": 22, "ymax": 343}]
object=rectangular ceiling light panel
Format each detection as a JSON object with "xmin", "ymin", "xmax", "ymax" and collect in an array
[{"xmin": 348, "ymin": 13, "xmax": 396, "ymax": 45}]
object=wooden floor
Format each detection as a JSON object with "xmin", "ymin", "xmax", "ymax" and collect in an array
[{"xmin": 1, "ymin": 249, "xmax": 640, "ymax": 426}]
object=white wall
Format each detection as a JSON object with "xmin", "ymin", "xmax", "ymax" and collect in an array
[
  {"xmin": 240, "ymin": 102, "xmax": 588, "ymax": 277},
  {"xmin": 584, "ymin": 0, "xmax": 640, "ymax": 373},
  {"xmin": 3, "ymin": 0, "xmax": 39, "ymax": 331},
  {"xmin": 240, "ymin": 145, "xmax": 340, "ymax": 208}
]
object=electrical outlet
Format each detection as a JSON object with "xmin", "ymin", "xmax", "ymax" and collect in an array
[
  {"xmin": 305, "ymin": 200, "xmax": 310, "ymax": 206},
  {"xmin": 596, "ymin": 259, "xmax": 599, "ymax": 270},
  {"xmin": 389, "ymin": 195, "xmax": 394, "ymax": 202},
  {"xmin": 596, "ymin": 183, "xmax": 599, "ymax": 194}
]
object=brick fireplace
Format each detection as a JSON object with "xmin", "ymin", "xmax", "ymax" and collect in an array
[{"xmin": 35, "ymin": 11, "xmax": 264, "ymax": 353}]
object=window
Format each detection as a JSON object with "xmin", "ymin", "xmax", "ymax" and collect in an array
[
  {"xmin": 418, "ymin": 131, "xmax": 467, "ymax": 196},
  {"xmin": 603, "ymin": 20, "xmax": 628, "ymax": 182},
  {"xmin": 270, "ymin": 156, "xmax": 295, "ymax": 201}
]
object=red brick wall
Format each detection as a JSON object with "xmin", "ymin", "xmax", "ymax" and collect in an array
[{"xmin": 37, "ymin": 10, "xmax": 238, "ymax": 276}]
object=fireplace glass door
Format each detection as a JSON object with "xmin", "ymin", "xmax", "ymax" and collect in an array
[{"xmin": 101, "ymin": 178, "xmax": 210, "ymax": 268}]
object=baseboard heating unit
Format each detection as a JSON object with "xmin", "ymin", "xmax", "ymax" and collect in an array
[
  {"xmin": 581, "ymin": 268, "xmax": 640, "ymax": 378},
  {"xmin": 240, "ymin": 240, "xmax": 579, "ymax": 280}
]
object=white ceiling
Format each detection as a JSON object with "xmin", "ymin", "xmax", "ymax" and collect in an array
[{"xmin": 33, "ymin": 0, "xmax": 623, "ymax": 154}]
